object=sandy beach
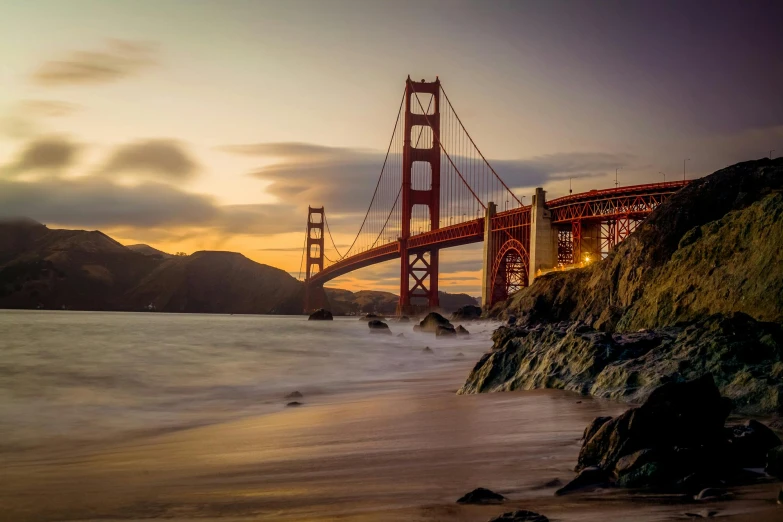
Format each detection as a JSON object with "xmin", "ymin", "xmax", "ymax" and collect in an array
[{"xmin": 2, "ymin": 355, "xmax": 781, "ymax": 522}]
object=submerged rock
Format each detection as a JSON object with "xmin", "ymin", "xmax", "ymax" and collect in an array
[
  {"xmin": 451, "ymin": 304, "xmax": 482, "ymax": 321},
  {"xmin": 456, "ymin": 325, "xmax": 470, "ymax": 336},
  {"xmin": 455, "ymin": 487, "xmax": 506, "ymax": 504},
  {"xmin": 308, "ymin": 308, "xmax": 333, "ymax": 320},
  {"xmin": 368, "ymin": 319, "xmax": 391, "ymax": 334},
  {"xmin": 360, "ymin": 313, "xmax": 383, "ymax": 321},
  {"xmin": 285, "ymin": 391, "xmax": 303, "ymax": 399},
  {"xmin": 397, "ymin": 315, "xmax": 410, "ymax": 323},
  {"xmin": 555, "ymin": 467, "xmax": 611, "ymax": 495},
  {"xmin": 422, "ymin": 346, "xmax": 433, "ymax": 354},
  {"xmin": 286, "ymin": 401, "xmax": 302, "ymax": 407},
  {"xmin": 487, "ymin": 510, "xmax": 549, "ymax": 522}
]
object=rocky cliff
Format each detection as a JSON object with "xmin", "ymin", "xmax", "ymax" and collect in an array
[{"xmin": 464, "ymin": 159, "xmax": 783, "ymax": 414}]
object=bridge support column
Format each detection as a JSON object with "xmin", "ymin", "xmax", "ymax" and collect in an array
[
  {"xmin": 398, "ymin": 76, "xmax": 441, "ymax": 315},
  {"xmin": 304, "ymin": 206, "xmax": 325, "ymax": 313},
  {"xmin": 480, "ymin": 201, "xmax": 497, "ymax": 309},
  {"xmin": 528, "ymin": 187, "xmax": 557, "ymax": 283}
]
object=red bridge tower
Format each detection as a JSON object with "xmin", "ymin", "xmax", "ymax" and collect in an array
[{"xmin": 399, "ymin": 77, "xmax": 441, "ymax": 315}]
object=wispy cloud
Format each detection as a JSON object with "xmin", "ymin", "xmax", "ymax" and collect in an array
[{"xmin": 31, "ymin": 39, "xmax": 157, "ymax": 87}]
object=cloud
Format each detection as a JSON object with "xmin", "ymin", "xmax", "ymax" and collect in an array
[
  {"xmin": 226, "ymin": 142, "xmax": 632, "ymax": 217},
  {"xmin": 32, "ymin": 40, "xmax": 157, "ymax": 87},
  {"xmin": 6, "ymin": 136, "xmax": 80, "ymax": 173},
  {"xmin": 20, "ymin": 100, "xmax": 81, "ymax": 117},
  {"xmin": 0, "ymin": 176, "xmax": 301, "ymax": 237},
  {"xmin": 101, "ymin": 139, "xmax": 198, "ymax": 180}
]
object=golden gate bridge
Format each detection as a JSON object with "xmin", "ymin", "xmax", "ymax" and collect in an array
[{"xmin": 301, "ymin": 77, "xmax": 688, "ymax": 314}]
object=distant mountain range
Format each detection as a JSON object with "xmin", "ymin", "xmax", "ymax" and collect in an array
[{"xmin": 0, "ymin": 219, "xmax": 478, "ymax": 314}]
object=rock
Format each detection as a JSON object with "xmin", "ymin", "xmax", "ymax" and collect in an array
[
  {"xmin": 577, "ymin": 375, "xmax": 731, "ymax": 474},
  {"xmin": 360, "ymin": 313, "xmax": 383, "ymax": 321},
  {"xmin": 436, "ymin": 324, "xmax": 457, "ymax": 337},
  {"xmin": 555, "ymin": 466, "xmax": 611, "ymax": 495},
  {"xmin": 456, "ymin": 352, "xmax": 464, "ymax": 357},
  {"xmin": 286, "ymin": 401, "xmax": 302, "ymax": 407},
  {"xmin": 308, "ymin": 308, "xmax": 333, "ymax": 320},
  {"xmin": 684, "ymin": 510, "xmax": 718, "ymax": 518},
  {"xmin": 396, "ymin": 333, "xmax": 405, "ymax": 338},
  {"xmin": 765, "ymin": 445, "xmax": 783, "ymax": 478},
  {"xmin": 397, "ymin": 315, "xmax": 410, "ymax": 323},
  {"xmin": 777, "ymin": 487, "xmax": 783, "ymax": 504},
  {"xmin": 285, "ymin": 391, "xmax": 303, "ymax": 399},
  {"xmin": 368, "ymin": 319, "xmax": 391, "ymax": 334},
  {"xmin": 506, "ymin": 315, "xmax": 516, "ymax": 326},
  {"xmin": 694, "ymin": 488, "xmax": 730, "ymax": 501},
  {"xmin": 582, "ymin": 416, "xmax": 612, "ymax": 442},
  {"xmin": 530, "ymin": 478, "xmax": 562, "ymax": 490},
  {"xmin": 455, "ymin": 487, "xmax": 506, "ymax": 504},
  {"xmin": 417, "ymin": 312, "xmax": 453, "ymax": 332},
  {"xmin": 422, "ymin": 346, "xmax": 433, "ymax": 354},
  {"xmin": 451, "ymin": 304, "xmax": 482, "ymax": 321},
  {"xmin": 456, "ymin": 325, "xmax": 470, "ymax": 336},
  {"xmin": 725, "ymin": 419, "xmax": 782, "ymax": 468},
  {"xmin": 487, "ymin": 509, "xmax": 549, "ymax": 522}
]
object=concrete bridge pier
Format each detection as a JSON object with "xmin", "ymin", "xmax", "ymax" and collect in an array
[
  {"xmin": 528, "ymin": 188, "xmax": 558, "ymax": 283},
  {"xmin": 480, "ymin": 202, "xmax": 497, "ymax": 308}
]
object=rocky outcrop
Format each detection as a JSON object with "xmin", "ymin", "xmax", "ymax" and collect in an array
[
  {"xmin": 308, "ymin": 308, "xmax": 333, "ymax": 320},
  {"xmin": 452, "ymin": 304, "xmax": 482, "ymax": 321},
  {"xmin": 456, "ymin": 325, "xmax": 470, "ymax": 336},
  {"xmin": 563, "ymin": 376, "xmax": 781, "ymax": 493},
  {"xmin": 436, "ymin": 324, "xmax": 457, "ymax": 337},
  {"xmin": 494, "ymin": 159, "xmax": 783, "ymax": 331},
  {"xmin": 459, "ymin": 313, "xmax": 783, "ymax": 415}
]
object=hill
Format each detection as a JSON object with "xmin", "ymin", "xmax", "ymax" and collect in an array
[
  {"xmin": 324, "ymin": 288, "xmax": 479, "ymax": 315},
  {"xmin": 126, "ymin": 244, "xmax": 173, "ymax": 259}
]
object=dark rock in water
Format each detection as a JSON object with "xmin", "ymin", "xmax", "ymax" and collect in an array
[
  {"xmin": 777, "ymin": 487, "xmax": 783, "ymax": 504},
  {"xmin": 725, "ymin": 419, "xmax": 782, "ymax": 468},
  {"xmin": 765, "ymin": 445, "xmax": 783, "ymax": 478},
  {"xmin": 368, "ymin": 319, "xmax": 392, "ymax": 334},
  {"xmin": 422, "ymin": 346, "xmax": 433, "ymax": 354},
  {"xmin": 286, "ymin": 401, "xmax": 302, "ymax": 407},
  {"xmin": 456, "ymin": 325, "xmax": 470, "ymax": 336},
  {"xmin": 455, "ymin": 487, "xmax": 506, "ymax": 504},
  {"xmin": 436, "ymin": 324, "xmax": 457, "ymax": 337},
  {"xmin": 308, "ymin": 308, "xmax": 333, "ymax": 320},
  {"xmin": 285, "ymin": 391, "xmax": 303, "ymax": 399},
  {"xmin": 451, "ymin": 304, "xmax": 482, "ymax": 321},
  {"xmin": 555, "ymin": 466, "xmax": 611, "ymax": 495},
  {"xmin": 456, "ymin": 352, "xmax": 464, "ymax": 357},
  {"xmin": 360, "ymin": 313, "xmax": 383, "ymax": 321},
  {"xmin": 417, "ymin": 312, "xmax": 453, "ymax": 332},
  {"xmin": 684, "ymin": 510, "xmax": 718, "ymax": 518},
  {"xmin": 582, "ymin": 416, "xmax": 612, "ymax": 442},
  {"xmin": 531, "ymin": 478, "xmax": 562, "ymax": 490},
  {"xmin": 396, "ymin": 333, "xmax": 405, "ymax": 338},
  {"xmin": 487, "ymin": 509, "xmax": 549, "ymax": 522},
  {"xmin": 398, "ymin": 315, "xmax": 410, "ymax": 323}
]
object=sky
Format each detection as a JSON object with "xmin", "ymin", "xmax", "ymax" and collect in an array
[{"xmin": 1, "ymin": 0, "xmax": 781, "ymax": 295}]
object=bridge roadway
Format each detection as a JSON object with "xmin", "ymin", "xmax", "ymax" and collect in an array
[{"xmin": 308, "ymin": 180, "xmax": 689, "ymax": 288}]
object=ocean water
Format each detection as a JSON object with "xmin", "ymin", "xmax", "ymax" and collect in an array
[{"xmin": 0, "ymin": 310, "xmax": 493, "ymax": 450}]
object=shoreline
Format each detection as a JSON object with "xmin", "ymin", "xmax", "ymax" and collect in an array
[{"xmin": 3, "ymin": 354, "xmax": 781, "ymax": 522}]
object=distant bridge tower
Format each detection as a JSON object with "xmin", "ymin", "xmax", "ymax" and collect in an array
[
  {"xmin": 399, "ymin": 77, "xmax": 441, "ymax": 315},
  {"xmin": 304, "ymin": 206, "xmax": 325, "ymax": 312}
]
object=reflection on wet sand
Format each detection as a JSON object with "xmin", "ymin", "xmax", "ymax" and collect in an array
[{"xmin": 2, "ymin": 363, "xmax": 781, "ymax": 522}]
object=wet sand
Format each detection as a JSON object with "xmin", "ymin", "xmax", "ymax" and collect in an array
[{"xmin": 1, "ymin": 360, "xmax": 781, "ymax": 522}]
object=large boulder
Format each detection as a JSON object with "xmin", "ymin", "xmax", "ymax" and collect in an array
[
  {"xmin": 765, "ymin": 445, "xmax": 783, "ymax": 478},
  {"xmin": 415, "ymin": 312, "xmax": 453, "ymax": 333},
  {"xmin": 577, "ymin": 375, "xmax": 731, "ymax": 472},
  {"xmin": 451, "ymin": 304, "xmax": 482, "ymax": 321},
  {"xmin": 308, "ymin": 308, "xmax": 333, "ymax": 321},
  {"xmin": 456, "ymin": 487, "xmax": 506, "ymax": 504},
  {"xmin": 571, "ymin": 375, "xmax": 781, "ymax": 492}
]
